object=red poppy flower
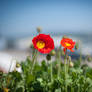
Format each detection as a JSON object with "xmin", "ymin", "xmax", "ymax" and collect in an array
[
  {"xmin": 32, "ymin": 34, "xmax": 54, "ymax": 54},
  {"xmin": 60, "ymin": 37, "xmax": 75, "ymax": 53}
]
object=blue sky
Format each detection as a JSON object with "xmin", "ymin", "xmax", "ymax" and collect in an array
[{"xmin": 0, "ymin": 0, "xmax": 92, "ymax": 38}]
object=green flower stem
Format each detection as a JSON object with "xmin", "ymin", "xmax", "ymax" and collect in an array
[
  {"xmin": 46, "ymin": 54, "xmax": 53, "ymax": 82},
  {"xmin": 78, "ymin": 85, "xmax": 80, "ymax": 92},
  {"xmin": 79, "ymin": 40, "xmax": 82, "ymax": 64},
  {"xmin": 71, "ymin": 87, "xmax": 74, "ymax": 92},
  {"xmin": 31, "ymin": 50, "xmax": 37, "ymax": 74},
  {"xmin": 67, "ymin": 56, "xmax": 71, "ymax": 73},
  {"xmin": 50, "ymin": 60, "xmax": 53, "ymax": 82},
  {"xmin": 67, "ymin": 58, "xmax": 69, "ymax": 73},
  {"xmin": 64, "ymin": 49, "xmax": 67, "ymax": 92},
  {"xmin": 57, "ymin": 50, "xmax": 61, "ymax": 79},
  {"xmin": 31, "ymin": 58, "xmax": 36, "ymax": 74}
]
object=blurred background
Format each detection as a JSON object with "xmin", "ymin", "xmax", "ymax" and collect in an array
[{"xmin": 0, "ymin": 0, "xmax": 92, "ymax": 61}]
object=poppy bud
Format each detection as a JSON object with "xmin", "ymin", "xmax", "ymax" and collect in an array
[
  {"xmin": 16, "ymin": 62, "xmax": 20, "ymax": 68},
  {"xmin": 50, "ymin": 50, "xmax": 56, "ymax": 56},
  {"xmin": 0, "ymin": 71, "xmax": 3, "ymax": 76},
  {"xmin": 88, "ymin": 57, "xmax": 92, "ymax": 62},
  {"xmin": 61, "ymin": 50, "xmax": 65, "ymax": 56},
  {"xmin": 46, "ymin": 54, "xmax": 51, "ymax": 61},
  {"xmin": 30, "ymin": 44, "xmax": 34, "ymax": 49},
  {"xmin": 63, "ymin": 35, "xmax": 68, "ymax": 39},
  {"xmin": 87, "ymin": 55, "xmax": 92, "ymax": 62},
  {"xmin": 75, "ymin": 42, "xmax": 79, "ymax": 50},
  {"xmin": 69, "ymin": 62, "xmax": 74, "ymax": 67},
  {"xmin": 69, "ymin": 56, "xmax": 71, "ymax": 61},
  {"xmin": 67, "ymin": 56, "xmax": 69, "ymax": 60},
  {"xmin": 13, "ymin": 68, "xmax": 16, "ymax": 72},
  {"xmin": 55, "ymin": 64, "xmax": 59, "ymax": 68},
  {"xmin": 37, "ymin": 27, "xmax": 42, "ymax": 33}
]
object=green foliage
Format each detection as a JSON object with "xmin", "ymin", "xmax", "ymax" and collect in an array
[{"xmin": 0, "ymin": 56, "xmax": 92, "ymax": 92}]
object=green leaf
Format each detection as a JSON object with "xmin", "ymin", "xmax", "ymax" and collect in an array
[
  {"xmin": 16, "ymin": 87, "xmax": 24, "ymax": 92},
  {"xmin": 26, "ymin": 74, "xmax": 35, "ymax": 84},
  {"xmin": 55, "ymin": 88, "xmax": 61, "ymax": 92},
  {"xmin": 37, "ymin": 78, "xmax": 43, "ymax": 83}
]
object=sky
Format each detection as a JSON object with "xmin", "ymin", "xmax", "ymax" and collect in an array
[{"xmin": 0, "ymin": 0, "xmax": 92, "ymax": 39}]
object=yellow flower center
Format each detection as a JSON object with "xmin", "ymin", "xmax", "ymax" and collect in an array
[
  {"xmin": 65, "ymin": 43, "xmax": 71, "ymax": 46},
  {"xmin": 37, "ymin": 41, "xmax": 45, "ymax": 49}
]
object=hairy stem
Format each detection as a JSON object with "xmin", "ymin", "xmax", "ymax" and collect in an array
[
  {"xmin": 50, "ymin": 60, "xmax": 53, "ymax": 82},
  {"xmin": 58, "ymin": 50, "xmax": 61, "ymax": 79},
  {"xmin": 31, "ymin": 49, "xmax": 37, "ymax": 74},
  {"xmin": 64, "ymin": 49, "xmax": 67, "ymax": 92}
]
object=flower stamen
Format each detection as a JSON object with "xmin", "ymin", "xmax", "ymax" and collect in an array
[
  {"xmin": 65, "ymin": 43, "xmax": 71, "ymax": 46},
  {"xmin": 37, "ymin": 41, "xmax": 45, "ymax": 49}
]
